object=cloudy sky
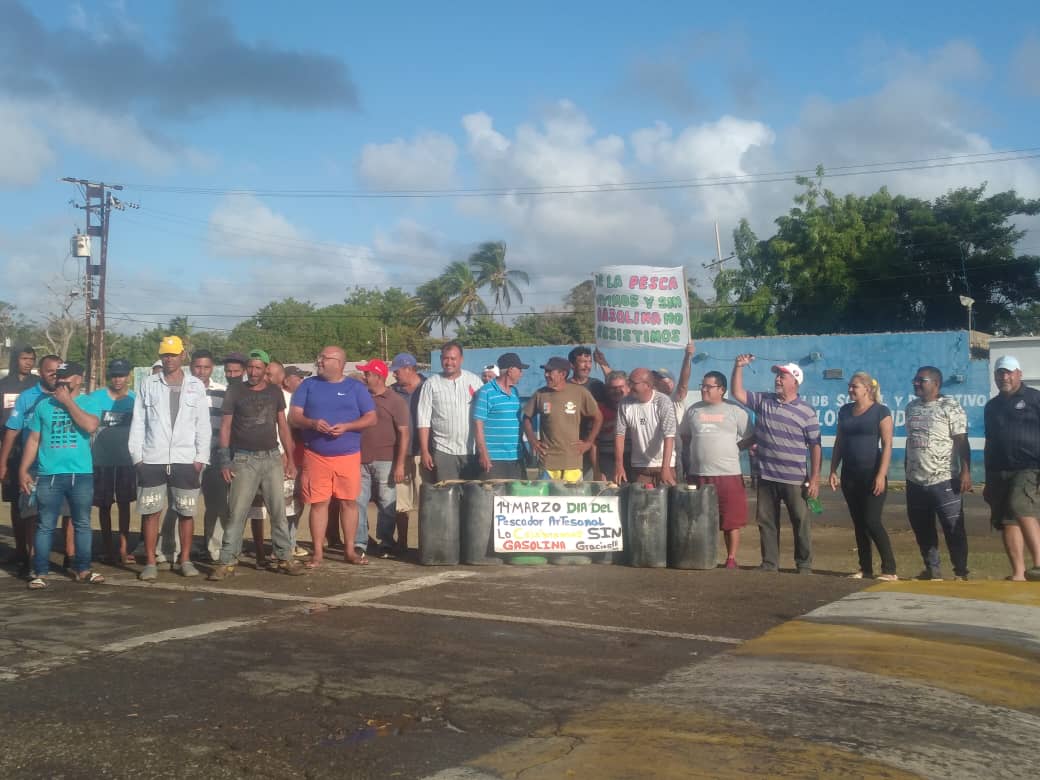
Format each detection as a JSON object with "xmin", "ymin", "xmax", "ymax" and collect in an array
[{"xmin": 1, "ymin": 0, "xmax": 1039, "ymax": 334}]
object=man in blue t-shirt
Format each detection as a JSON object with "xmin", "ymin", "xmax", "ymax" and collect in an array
[
  {"xmin": 473, "ymin": 352, "xmax": 529, "ymax": 480},
  {"xmin": 289, "ymin": 345, "xmax": 376, "ymax": 568},
  {"xmin": 19, "ymin": 361, "xmax": 102, "ymax": 589},
  {"xmin": 89, "ymin": 358, "xmax": 137, "ymax": 565}
]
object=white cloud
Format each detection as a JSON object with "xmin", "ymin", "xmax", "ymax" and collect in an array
[
  {"xmin": 0, "ymin": 100, "xmax": 56, "ymax": 186},
  {"xmin": 203, "ymin": 194, "xmax": 388, "ymax": 308},
  {"xmin": 461, "ymin": 101, "xmax": 676, "ymax": 266},
  {"xmin": 357, "ymin": 132, "xmax": 458, "ymax": 190},
  {"xmin": 1011, "ymin": 33, "xmax": 1040, "ymax": 97},
  {"xmin": 0, "ymin": 95, "xmax": 213, "ymax": 189}
]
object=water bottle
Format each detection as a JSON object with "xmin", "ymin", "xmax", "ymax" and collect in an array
[{"xmin": 803, "ymin": 481, "xmax": 823, "ymax": 514}]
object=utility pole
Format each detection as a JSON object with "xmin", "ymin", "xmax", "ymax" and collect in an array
[{"xmin": 63, "ymin": 178, "xmax": 137, "ymax": 390}]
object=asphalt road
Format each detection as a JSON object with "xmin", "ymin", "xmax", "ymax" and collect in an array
[
  {"xmin": 0, "ymin": 489, "xmax": 1028, "ymax": 779},
  {"xmin": 0, "ymin": 544, "xmax": 870, "ymax": 779}
]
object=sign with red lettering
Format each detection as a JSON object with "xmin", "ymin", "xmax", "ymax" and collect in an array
[
  {"xmin": 493, "ymin": 496, "xmax": 623, "ymax": 553},
  {"xmin": 594, "ymin": 266, "xmax": 690, "ymax": 349}
]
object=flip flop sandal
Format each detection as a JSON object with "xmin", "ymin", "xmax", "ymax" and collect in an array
[
  {"xmin": 304, "ymin": 560, "xmax": 322, "ymax": 569},
  {"xmin": 121, "ymin": 555, "xmax": 137, "ymax": 565},
  {"xmin": 347, "ymin": 552, "xmax": 369, "ymax": 566},
  {"xmin": 77, "ymin": 571, "xmax": 105, "ymax": 584}
]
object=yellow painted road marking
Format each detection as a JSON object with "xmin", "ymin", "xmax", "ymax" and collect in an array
[
  {"xmin": 737, "ymin": 620, "xmax": 1040, "ymax": 711},
  {"xmin": 451, "ymin": 702, "xmax": 921, "ymax": 780},
  {"xmin": 872, "ymin": 580, "xmax": 1040, "ymax": 607}
]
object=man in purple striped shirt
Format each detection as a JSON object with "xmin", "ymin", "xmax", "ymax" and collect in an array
[{"xmin": 731, "ymin": 355, "xmax": 822, "ymax": 573}]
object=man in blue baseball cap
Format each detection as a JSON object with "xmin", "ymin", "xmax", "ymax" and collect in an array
[{"xmin": 88, "ymin": 358, "xmax": 137, "ymax": 565}]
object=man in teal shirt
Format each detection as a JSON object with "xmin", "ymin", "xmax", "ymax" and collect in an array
[{"xmin": 19, "ymin": 361, "xmax": 102, "ymax": 589}]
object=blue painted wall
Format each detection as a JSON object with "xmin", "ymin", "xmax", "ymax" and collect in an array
[{"xmin": 443, "ymin": 330, "xmax": 992, "ymax": 481}]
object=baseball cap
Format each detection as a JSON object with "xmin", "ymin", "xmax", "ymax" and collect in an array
[
  {"xmin": 107, "ymin": 358, "xmax": 131, "ymax": 377},
  {"xmin": 357, "ymin": 358, "xmax": 389, "ymax": 378},
  {"xmin": 158, "ymin": 335, "xmax": 184, "ymax": 355},
  {"xmin": 55, "ymin": 361, "xmax": 85, "ymax": 378},
  {"xmin": 497, "ymin": 352, "xmax": 530, "ymax": 370},
  {"xmin": 995, "ymin": 355, "xmax": 1021, "ymax": 372},
  {"xmin": 389, "ymin": 353, "xmax": 417, "ymax": 371},
  {"xmin": 151, "ymin": 359, "xmax": 162, "ymax": 369},
  {"xmin": 285, "ymin": 366, "xmax": 312, "ymax": 378},
  {"xmin": 653, "ymin": 368, "xmax": 674, "ymax": 381},
  {"xmin": 541, "ymin": 357, "xmax": 571, "ymax": 373},
  {"xmin": 248, "ymin": 349, "xmax": 270, "ymax": 364},
  {"xmin": 483, "ymin": 363, "xmax": 500, "ymax": 378},
  {"xmin": 223, "ymin": 351, "xmax": 247, "ymax": 366},
  {"xmin": 772, "ymin": 362, "xmax": 804, "ymax": 385}
]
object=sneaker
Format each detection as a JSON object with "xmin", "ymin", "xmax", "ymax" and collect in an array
[
  {"xmin": 138, "ymin": 564, "xmax": 159, "ymax": 582},
  {"xmin": 846, "ymin": 571, "xmax": 865, "ymax": 579},
  {"xmin": 274, "ymin": 559, "xmax": 307, "ymax": 576},
  {"xmin": 173, "ymin": 561, "xmax": 199, "ymax": 578},
  {"xmin": 725, "ymin": 557, "xmax": 737, "ymax": 570},
  {"xmin": 207, "ymin": 564, "xmax": 236, "ymax": 581},
  {"xmin": 797, "ymin": 568, "xmax": 813, "ymax": 575},
  {"xmin": 292, "ymin": 546, "xmax": 309, "ymax": 559},
  {"xmin": 875, "ymin": 573, "xmax": 899, "ymax": 582},
  {"xmin": 756, "ymin": 564, "xmax": 779, "ymax": 572},
  {"xmin": 1026, "ymin": 566, "xmax": 1040, "ymax": 582},
  {"xmin": 915, "ymin": 569, "xmax": 942, "ymax": 581},
  {"xmin": 953, "ymin": 573, "xmax": 969, "ymax": 582}
]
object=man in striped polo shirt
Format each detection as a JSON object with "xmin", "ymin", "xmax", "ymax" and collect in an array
[
  {"xmin": 417, "ymin": 341, "xmax": 482, "ymax": 482},
  {"xmin": 473, "ymin": 352, "xmax": 529, "ymax": 480},
  {"xmin": 731, "ymin": 356, "xmax": 821, "ymax": 574},
  {"xmin": 190, "ymin": 349, "xmax": 229, "ymax": 564}
]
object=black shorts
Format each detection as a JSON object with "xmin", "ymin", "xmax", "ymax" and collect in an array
[
  {"xmin": 3, "ymin": 447, "xmax": 22, "ymax": 502},
  {"xmin": 93, "ymin": 465, "xmax": 137, "ymax": 507},
  {"xmin": 136, "ymin": 463, "xmax": 202, "ymax": 490},
  {"xmin": 2, "ymin": 475, "xmax": 19, "ymax": 503}
]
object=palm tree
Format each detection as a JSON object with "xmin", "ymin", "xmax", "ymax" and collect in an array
[
  {"xmin": 408, "ymin": 276, "xmax": 456, "ymax": 337},
  {"xmin": 441, "ymin": 260, "xmax": 488, "ymax": 324},
  {"xmin": 469, "ymin": 241, "xmax": 530, "ymax": 314}
]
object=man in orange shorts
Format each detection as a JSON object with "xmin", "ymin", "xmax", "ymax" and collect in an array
[{"xmin": 289, "ymin": 346, "xmax": 376, "ymax": 567}]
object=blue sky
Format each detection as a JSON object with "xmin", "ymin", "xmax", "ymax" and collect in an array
[{"xmin": 1, "ymin": 0, "xmax": 1038, "ymax": 336}]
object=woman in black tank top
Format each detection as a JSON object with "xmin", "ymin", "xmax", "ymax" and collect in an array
[{"xmin": 828, "ymin": 371, "xmax": 898, "ymax": 580}]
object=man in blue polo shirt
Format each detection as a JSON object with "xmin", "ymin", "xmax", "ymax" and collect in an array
[
  {"xmin": 473, "ymin": 352, "xmax": 529, "ymax": 480},
  {"xmin": 19, "ymin": 361, "xmax": 102, "ymax": 589}
]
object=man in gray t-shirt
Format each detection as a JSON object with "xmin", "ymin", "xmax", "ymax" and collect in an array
[{"xmin": 679, "ymin": 371, "xmax": 753, "ymax": 569}]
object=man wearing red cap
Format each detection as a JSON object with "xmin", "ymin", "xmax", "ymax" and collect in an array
[
  {"xmin": 731, "ymin": 355, "xmax": 821, "ymax": 574},
  {"xmin": 356, "ymin": 358, "xmax": 410, "ymax": 559}
]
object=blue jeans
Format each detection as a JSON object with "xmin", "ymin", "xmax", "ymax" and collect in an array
[
  {"xmin": 356, "ymin": 460, "xmax": 397, "ymax": 550},
  {"xmin": 35, "ymin": 473, "xmax": 94, "ymax": 576},
  {"xmin": 906, "ymin": 480, "xmax": 969, "ymax": 577},
  {"xmin": 220, "ymin": 450, "xmax": 292, "ymax": 565}
]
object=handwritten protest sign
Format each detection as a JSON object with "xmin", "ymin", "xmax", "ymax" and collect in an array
[
  {"xmin": 594, "ymin": 265, "xmax": 690, "ymax": 349},
  {"xmin": 493, "ymin": 495, "xmax": 623, "ymax": 554}
]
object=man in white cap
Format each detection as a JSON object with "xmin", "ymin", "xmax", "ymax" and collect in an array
[
  {"xmin": 731, "ymin": 355, "xmax": 821, "ymax": 573},
  {"xmin": 905, "ymin": 365, "xmax": 971, "ymax": 581},
  {"xmin": 983, "ymin": 355, "xmax": 1040, "ymax": 581}
]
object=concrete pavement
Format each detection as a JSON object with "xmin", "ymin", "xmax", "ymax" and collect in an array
[{"xmin": 430, "ymin": 581, "xmax": 1040, "ymax": 779}]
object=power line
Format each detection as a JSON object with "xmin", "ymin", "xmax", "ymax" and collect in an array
[{"xmin": 120, "ymin": 148, "xmax": 1040, "ymax": 199}]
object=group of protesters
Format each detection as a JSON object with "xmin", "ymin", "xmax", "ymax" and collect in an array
[{"xmin": 2, "ymin": 336, "xmax": 1040, "ymax": 589}]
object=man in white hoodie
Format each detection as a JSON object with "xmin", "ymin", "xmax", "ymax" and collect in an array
[{"xmin": 128, "ymin": 336, "xmax": 211, "ymax": 581}]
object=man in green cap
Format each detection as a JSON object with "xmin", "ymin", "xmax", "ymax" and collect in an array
[{"xmin": 210, "ymin": 349, "xmax": 304, "ymax": 578}]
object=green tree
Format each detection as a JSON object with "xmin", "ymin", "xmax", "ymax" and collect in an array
[
  {"xmin": 441, "ymin": 260, "xmax": 488, "ymax": 324},
  {"xmin": 716, "ymin": 174, "xmax": 1040, "ymax": 335},
  {"xmin": 469, "ymin": 241, "xmax": 530, "ymax": 313},
  {"xmin": 409, "ymin": 276, "xmax": 456, "ymax": 337}
]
